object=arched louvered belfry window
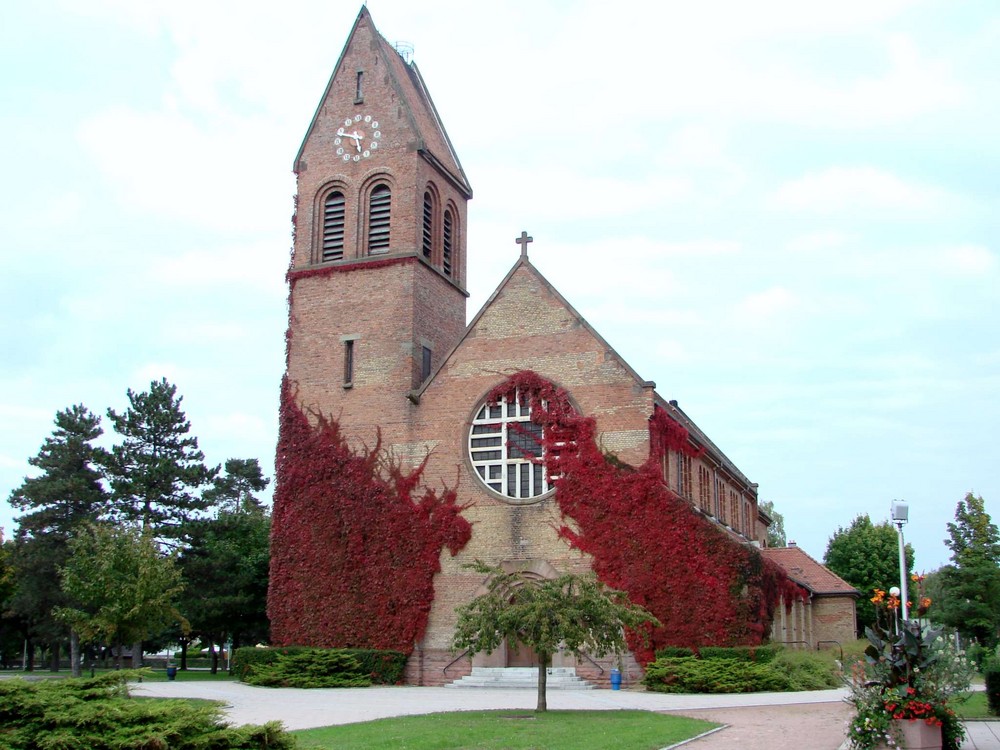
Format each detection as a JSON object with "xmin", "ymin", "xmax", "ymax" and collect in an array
[
  {"xmin": 367, "ymin": 184, "xmax": 391, "ymax": 254},
  {"xmin": 442, "ymin": 208, "xmax": 454, "ymax": 277},
  {"xmin": 321, "ymin": 190, "xmax": 345, "ymax": 262},
  {"xmin": 421, "ymin": 191, "xmax": 434, "ymax": 259}
]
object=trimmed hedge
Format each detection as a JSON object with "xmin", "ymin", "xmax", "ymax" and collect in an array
[
  {"xmin": 654, "ymin": 646, "xmax": 696, "ymax": 660},
  {"xmin": 232, "ymin": 646, "xmax": 407, "ymax": 687},
  {"xmin": 985, "ymin": 665, "xmax": 1000, "ymax": 716},
  {"xmin": 0, "ymin": 671, "xmax": 294, "ymax": 749},
  {"xmin": 644, "ymin": 657, "xmax": 791, "ymax": 693},
  {"xmin": 340, "ymin": 648, "xmax": 408, "ymax": 684},
  {"xmin": 698, "ymin": 645, "xmax": 780, "ymax": 663},
  {"xmin": 242, "ymin": 650, "xmax": 370, "ymax": 688},
  {"xmin": 643, "ymin": 647, "xmax": 838, "ymax": 693}
]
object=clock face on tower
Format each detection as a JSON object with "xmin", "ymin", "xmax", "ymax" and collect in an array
[{"xmin": 334, "ymin": 114, "xmax": 381, "ymax": 162}]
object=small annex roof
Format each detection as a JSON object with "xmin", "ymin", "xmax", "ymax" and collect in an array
[
  {"xmin": 294, "ymin": 6, "xmax": 472, "ymax": 197},
  {"xmin": 761, "ymin": 545, "xmax": 860, "ymax": 598}
]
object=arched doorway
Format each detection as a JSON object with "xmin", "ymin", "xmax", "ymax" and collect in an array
[{"xmin": 467, "ymin": 559, "xmax": 572, "ymax": 669}]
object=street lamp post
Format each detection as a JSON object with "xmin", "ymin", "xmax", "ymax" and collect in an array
[{"xmin": 891, "ymin": 500, "xmax": 909, "ymax": 621}]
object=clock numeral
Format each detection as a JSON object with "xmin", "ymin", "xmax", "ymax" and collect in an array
[
  {"xmin": 373, "ymin": 130, "xmax": 381, "ymax": 139},
  {"xmin": 343, "ymin": 118, "xmax": 352, "ymax": 126},
  {"xmin": 370, "ymin": 142, "xmax": 378, "ymax": 150},
  {"xmin": 364, "ymin": 115, "xmax": 372, "ymax": 123},
  {"xmin": 362, "ymin": 150, "xmax": 370, "ymax": 158},
  {"xmin": 342, "ymin": 154, "xmax": 351, "ymax": 162},
  {"xmin": 352, "ymin": 154, "xmax": 360, "ymax": 162},
  {"xmin": 336, "ymin": 147, "xmax": 344, "ymax": 155},
  {"xmin": 371, "ymin": 121, "xmax": 379, "ymax": 129},
  {"xmin": 354, "ymin": 114, "xmax": 362, "ymax": 122}
]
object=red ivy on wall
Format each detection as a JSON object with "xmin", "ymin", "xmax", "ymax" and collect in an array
[
  {"xmin": 267, "ymin": 377, "xmax": 472, "ymax": 653},
  {"xmin": 488, "ymin": 371, "xmax": 805, "ymax": 663}
]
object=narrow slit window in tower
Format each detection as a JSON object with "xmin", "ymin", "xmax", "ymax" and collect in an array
[
  {"xmin": 344, "ymin": 340, "xmax": 354, "ymax": 386},
  {"xmin": 421, "ymin": 345, "xmax": 432, "ymax": 382},
  {"xmin": 355, "ymin": 70, "xmax": 364, "ymax": 103}
]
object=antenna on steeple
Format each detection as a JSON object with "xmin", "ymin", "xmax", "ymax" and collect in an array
[{"xmin": 394, "ymin": 41, "xmax": 414, "ymax": 63}]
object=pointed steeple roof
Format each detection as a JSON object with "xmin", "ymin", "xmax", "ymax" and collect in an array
[{"xmin": 294, "ymin": 7, "xmax": 472, "ymax": 197}]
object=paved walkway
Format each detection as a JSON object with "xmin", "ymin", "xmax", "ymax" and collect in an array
[{"xmin": 130, "ymin": 681, "xmax": 1000, "ymax": 749}]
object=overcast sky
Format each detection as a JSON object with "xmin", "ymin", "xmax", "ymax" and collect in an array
[{"xmin": 2, "ymin": 1, "xmax": 997, "ymax": 574}]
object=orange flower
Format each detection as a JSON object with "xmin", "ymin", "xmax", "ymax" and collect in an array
[
  {"xmin": 920, "ymin": 597, "xmax": 932, "ymax": 609},
  {"xmin": 871, "ymin": 588, "xmax": 886, "ymax": 604}
]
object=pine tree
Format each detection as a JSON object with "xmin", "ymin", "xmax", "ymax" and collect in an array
[
  {"xmin": 202, "ymin": 458, "xmax": 269, "ymax": 515},
  {"xmin": 7, "ymin": 404, "xmax": 110, "ymax": 674},
  {"xmin": 104, "ymin": 378, "xmax": 216, "ymax": 540}
]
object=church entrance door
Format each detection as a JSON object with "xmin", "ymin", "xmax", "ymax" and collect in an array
[{"xmin": 506, "ymin": 639, "xmax": 539, "ymax": 667}]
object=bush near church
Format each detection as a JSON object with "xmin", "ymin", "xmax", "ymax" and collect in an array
[
  {"xmin": 0, "ymin": 671, "xmax": 293, "ymax": 750},
  {"xmin": 232, "ymin": 646, "xmax": 407, "ymax": 688},
  {"xmin": 643, "ymin": 646, "xmax": 840, "ymax": 693}
]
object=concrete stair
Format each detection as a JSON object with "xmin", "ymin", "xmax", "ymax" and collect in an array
[{"xmin": 446, "ymin": 667, "xmax": 595, "ymax": 690}]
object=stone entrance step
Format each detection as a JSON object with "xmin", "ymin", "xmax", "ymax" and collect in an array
[{"xmin": 446, "ymin": 666, "xmax": 595, "ymax": 690}]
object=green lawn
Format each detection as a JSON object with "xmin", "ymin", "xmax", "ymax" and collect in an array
[
  {"xmin": 292, "ymin": 710, "xmax": 717, "ymax": 750},
  {"xmin": 0, "ymin": 668, "xmax": 235, "ymax": 683},
  {"xmin": 954, "ymin": 691, "xmax": 992, "ymax": 719},
  {"xmin": 138, "ymin": 668, "xmax": 236, "ymax": 682}
]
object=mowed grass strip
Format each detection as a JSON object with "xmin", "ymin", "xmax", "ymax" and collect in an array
[{"xmin": 292, "ymin": 709, "xmax": 717, "ymax": 750}]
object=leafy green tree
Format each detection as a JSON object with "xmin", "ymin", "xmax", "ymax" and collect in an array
[
  {"xmin": 0, "ymin": 530, "xmax": 25, "ymax": 669},
  {"xmin": 825, "ymin": 514, "xmax": 913, "ymax": 634},
  {"xmin": 453, "ymin": 562, "xmax": 658, "ymax": 711},
  {"xmin": 6, "ymin": 405, "xmax": 110, "ymax": 675},
  {"xmin": 177, "ymin": 508, "xmax": 271, "ymax": 672},
  {"xmin": 104, "ymin": 378, "xmax": 217, "ymax": 541},
  {"xmin": 928, "ymin": 494, "xmax": 1000, "ymax": 646},
  {"xmin": 759, "ymin": 500, "xmax": 786, "ymax": 548},
  {"xmin": 945, "ymin": 493, "xmax": 1000, "ymax": 568},
  {"xmin": 57, "ymin": 523, "xmax": 186, "ymax": 669},
  {"xmin": 202, "ymin": 458, "xmax": 269, "ymax": 515}
]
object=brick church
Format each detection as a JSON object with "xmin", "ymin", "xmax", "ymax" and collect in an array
[{"xmin": 267, "ymin": 7, "xmax": 857, "ymax": 686}]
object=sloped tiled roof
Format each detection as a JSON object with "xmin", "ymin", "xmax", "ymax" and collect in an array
[{"xmin": 761, "ymin": 545, "xmax": 860, "ymax": 598}]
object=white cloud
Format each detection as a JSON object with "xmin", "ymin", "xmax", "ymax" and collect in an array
[
  {"xmin": 734, "ymin": 286, "xmax": 799, "ymax": 321},
  {"xmin": 769, "ymin": 166, "xmax": 952, "ymax": 213},
  {"xmin": 940, "ymin": 244, "xmax": 997, "ymax": 275},
  {"xmin": 77, "ymin": 107, "xmax": 294, "ymax": 233},
  {"xmin": 149, "ymin": 241, "xmax": 289, "ymax": 292}
]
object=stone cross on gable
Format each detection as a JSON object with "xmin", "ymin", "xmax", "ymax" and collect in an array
[{"xmin": 516, "ymin": 231, "xmax": 533, "ymax": 258}]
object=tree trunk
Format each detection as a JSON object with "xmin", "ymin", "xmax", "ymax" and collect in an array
[
  {"xmin": 536, "ymin": 651, "xmax": 549, "ymax": 712},
  {"xmin": 70, "ymin": 630, "xmax": 82, "ymax": 678},
  {"xmin": 131, "ymin": 640, "xmax": 143, "ymax": 668},
  {"xmin": 24, "ymin": 639, "xmax": 34, "ymax": 671},
  {"xmin": 209, "ymin": 641, "xmax": 218, "ymax": 674},
  {"xmin": 116, "ymin": 637, "xmax": 124, "ymax": 670},
  {"xmin": 49, "ymin": 641, "xmax": 60, "ymax": 672},
  {"xmin": 180, "ymin": 638, "xmax": 188, "ymax": 670}
]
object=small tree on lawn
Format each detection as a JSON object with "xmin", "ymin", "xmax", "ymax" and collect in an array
[
  {"xmin": 452, "ymin": 562, "xmax": 658, "ymax": 711},
  {"xmin": 57, "ymin": 523, "xmax": 187, "ymax": 668}
]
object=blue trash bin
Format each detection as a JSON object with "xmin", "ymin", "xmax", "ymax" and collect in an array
[
  {"xmin": 610, "ymin": 668, "xmax": 621, "ymax": 690},
  {"xmin": 166, "ymin": 666, "xmax": 177, "ymax": 681}
]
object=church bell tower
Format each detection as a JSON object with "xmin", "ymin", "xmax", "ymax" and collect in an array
[{"xmin": 285, "ymin": 7, "xmax": 473, "ymax": 440}]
